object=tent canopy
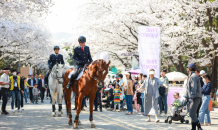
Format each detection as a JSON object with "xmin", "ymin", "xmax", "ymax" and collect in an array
[
  {"xmin": 108, "ymin": 71, "xmax": 116, "ymax": 76},
  {"xmin": 128, "ymin": 69, "xmax": 141, "ymax": 74},
  {"xmin": 166, "ymin": 71, "xmax": 188, "ymax": 81}
]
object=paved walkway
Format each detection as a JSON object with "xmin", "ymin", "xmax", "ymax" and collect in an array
[{"xmin": 0, "ymin": 99, "xmax": 218, "ymax": 130}]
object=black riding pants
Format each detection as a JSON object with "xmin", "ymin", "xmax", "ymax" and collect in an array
[{"xmin": 0, "ymin": 88, "xmax": 8, "ymax": 112}]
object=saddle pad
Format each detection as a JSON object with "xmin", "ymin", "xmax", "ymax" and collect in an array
[{"xmin": 68, "ymin": 69, "xmax": 84, "ymax": 80}]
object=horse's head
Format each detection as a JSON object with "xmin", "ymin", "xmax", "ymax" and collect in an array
[
  {"xmin": 52, "ymin": 63, "xmax": 65, "ymax": 79},
  {"xmin": 88, "ymin": 59, "xmax": 110, "ymax": 86}
]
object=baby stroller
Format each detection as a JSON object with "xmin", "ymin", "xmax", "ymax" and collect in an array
[{"xmin": 165, "ymin": 98, "xmax": 190, "ymax": 124}]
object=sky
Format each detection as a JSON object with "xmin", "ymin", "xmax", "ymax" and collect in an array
[{"xmin": 45, "ymin": 0, "xmax": 81, "ymax": 34}]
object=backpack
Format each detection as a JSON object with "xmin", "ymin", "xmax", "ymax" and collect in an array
[{"xmin": 158, "ymin": 86, "xmax": 165, "ymax": 96}]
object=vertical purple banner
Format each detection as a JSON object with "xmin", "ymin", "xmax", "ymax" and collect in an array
[{"xmin": 138, "ymin": 26, "xmax": 160, "ymax": 78}]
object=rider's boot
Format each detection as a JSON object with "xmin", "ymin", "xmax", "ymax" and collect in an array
[
  {"xmin": 44, "ymin": 70, "xmax": 49, "ymax": 88},
  {"xmin": 66, "ymin": 74, "xmax": 74, "ymax": 89},
  {"xmin": 66, "ymin": 69, "xmax": 79, "ymax": 89}
]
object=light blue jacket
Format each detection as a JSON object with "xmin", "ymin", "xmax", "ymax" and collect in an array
[
  {"xmin": 185, "ymin": 72, "xmax": 202, "ymax": 99},
  {"xmin": 142, "ymin": 77, "xmax": 163, "ymax": 100}
]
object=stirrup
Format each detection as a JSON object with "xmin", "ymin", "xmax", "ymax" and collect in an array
[
  {"xmin": 44, "ymin": 84, "xmax": 48, "ymax": 89},
  {"xmin": 66, "ymin": 83, "xmax": 71, "ymax": 89}
]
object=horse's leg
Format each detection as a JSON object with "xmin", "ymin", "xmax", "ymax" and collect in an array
[
  {"xmin": 74, "ymin": 93, "xmax": 84, "ymax": 129},
  {"xmin": 58, "ymin": 86, "xmax": 63, "ymax": 117},
  {"xmin": 50, "ymin": 90, "xmax": 56, "ymax": 117},
  {"xmin": 65, "ymin": 89, "xmax": 72, "ymax": 125},
  {"xmin": 89, "ymin": 94, "xmax": 96, "ymax": 128}
]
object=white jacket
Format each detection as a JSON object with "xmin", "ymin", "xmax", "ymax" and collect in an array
[{"xmin": 0, "ymin": 73, "xmax": 10, "ymax": 88}]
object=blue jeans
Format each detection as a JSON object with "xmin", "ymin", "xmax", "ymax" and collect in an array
[
  {"xmin": 141, "ymin": 93, "xmax": 144, "ymax": 112},
  {"xmin": 199, "ymin": 95, "xmax": 211, "ymax": 124},
  {"xmin": 158, "ymin": 94, "xmax": 168, "ymax": 114},
  {"xmin": 8, "ymin": 91, "xmax": 11, "ymax": 100},
  {"xmin": 11, "ymin": 90, "xmax": 21, "ymax": 110},
  {"xmin": 126, "ymin": 95, "xmax": 133, "ymax": 113},
  {"xmin": 24, "ymin": 89, "xmax": 28, "ymax": 103}
]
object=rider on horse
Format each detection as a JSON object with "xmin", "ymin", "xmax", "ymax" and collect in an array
[
  {"xmin": 66, "ymin": 36, "xmax": 93, "ymax": 89},
  {"xmin": 45, "ymin": 46, "xmax": 65, "ymax": 88}
]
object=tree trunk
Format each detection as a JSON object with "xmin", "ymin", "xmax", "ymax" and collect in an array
[
  {"xmin": 211, "ymin": 56, "xmax": 218, "ymax": 100},
  {"xmin": 178, "ymin": 56, "xmax": 185, "ymax": 74}
]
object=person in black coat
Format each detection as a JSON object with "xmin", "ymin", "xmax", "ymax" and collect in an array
[
  {"xmin": 195, "ymin": 70, "xmax": 206, "ymax": 118},
  {"xmin": 94, "ymin": 83, "xmax": 103, "ymax": 112},
  {"xmin": 38, "ymin": 75, "xmax": 46, "ymax": 103},
  {"xmin": 27, "ymin": 74, "xmax": 36, "ymax": 102}
]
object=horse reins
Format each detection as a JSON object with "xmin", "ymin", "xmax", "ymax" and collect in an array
[{"xmin": 86, "ymin": 62, "xmax": 104, "ymax": 87}]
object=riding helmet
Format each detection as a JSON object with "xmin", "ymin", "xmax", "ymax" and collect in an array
[
  {"xmin": 54, "ymin": 46, "xmax": 60, "ymax": 50},
  {"xmin": 78, "ymin": 36, "xmax": 86, "ymax": 43}
]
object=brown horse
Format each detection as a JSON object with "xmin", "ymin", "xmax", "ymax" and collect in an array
[{"xmin": 63, "ymin": 59, "xmax": 110, "ymax": 129}]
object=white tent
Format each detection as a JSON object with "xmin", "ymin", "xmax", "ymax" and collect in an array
[{"xmin": 166, "ymin": 72, "xmax": 188, "ymax": 81}]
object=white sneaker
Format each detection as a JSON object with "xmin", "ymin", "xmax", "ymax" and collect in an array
[
  {"xmin": 160, "ymin": 113, "xmax": 167, "ymax": 117},
  {"xmin": 18, "ymin": 109, "xmax": 22, "ymax": 113},
  {"xmin": 12, "ymin": 109, "xmax": 15, "ymax": 113},
  {"xmin": 21, "ymin": 107, "xmax": 24, "ymax": 110}
]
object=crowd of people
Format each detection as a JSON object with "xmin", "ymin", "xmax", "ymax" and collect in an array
[
  {"xmin": 0, "ymin": 68, "xmax": 51, "ymax": 114},
  {"xmin": 0, "ymin": 62, "xmax": 216, "ymax": 130},
  {"xmin": 96, "ymin": 63, "xmax": 214, "ymax": 130}
]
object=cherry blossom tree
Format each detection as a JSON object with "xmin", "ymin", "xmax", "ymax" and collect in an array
[
  {"xmin": 0, "ymin": 0, "xmax": 70, "ymax": 71},
  {"xmin": 75, "ymin": 0, "xmax": 218, "ymax": 97}
]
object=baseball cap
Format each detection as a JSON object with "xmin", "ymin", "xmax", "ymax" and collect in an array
[
  {"xmin": 200, "ymin": 70, "xmax": 206, "ymax": 75},
  {"xmin": 187, "ymin": 63, "xmax": 196, "ymax": 69}
]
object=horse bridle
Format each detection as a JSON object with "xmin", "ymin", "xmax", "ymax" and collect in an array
[
  {"xmin": 52, "ymin": 65, "xmax": 63, "ymax": 82},
  {"xmin": 86, "ymin": 63, "xmax": 105, "ymax": 87}
]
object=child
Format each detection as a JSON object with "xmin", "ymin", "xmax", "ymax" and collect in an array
[
  {"xmin": 113, "ymin": 83, "xmax": 121, "ymax": 112},
  {"xmin": 32, "ymin": 83, "xmax": 39, "ymax": 104},
  {"xmin": 169, "ymin": 92, "xmax": 181, "ymax": 116}
]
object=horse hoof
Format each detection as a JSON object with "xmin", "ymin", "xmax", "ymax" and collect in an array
[
  {"xmin": 90, "ymin": 124, "xmax": 96, "ymax": 128},
  {"xmin": 73, "ymin": 124, "xmax": 78, "ymax": 129},
  {"xmin": 68, "ymin": 122, "xmax": 73, "ymax": 126},
  {"xmin": 78, "ymin": 120, "xmax": 82, "ymax": 125},
  {"xmin": 52, "ymin": 115, "xmax": 55, "ymax": 117}
]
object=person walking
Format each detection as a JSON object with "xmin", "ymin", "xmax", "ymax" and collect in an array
[
  {"xmin": 137, "ymin": 69, "xmax": 166, "ymax": 123},
  {"xmin": 27, "ymin": 74, "xmax": 36, "ymax": 103},
  {"xmin": 125, "ymin": 72, "xmax": 133, "ymax": 115},
  {"xmin": 38, "ymin": 75, "xmax": 46, "ymax": 103},
  {"xmin": 32, "ymin": 83, "xmax": 39, "ymax": 104},
  {"xmin": 16, "ymin": 72, "xmax": 25, "ymax": 110},
  {"xmin": 23, "ymin": 78, "xmax": 30, "ymax": 104},
  {"xmin": 196, "ymin": 70, "xmax": 205, "ymax": 118},
  {"xmin": 0, "ymin": 68, "xmax": 11, "ymax": 115},
  {"xmin": 199, "ymin": 73, "xmax": 212, "ymax": 126},
  {"xmin": 158, "ymin": 69, "xmax": 169, "ymax": 117},
  {"xmin": 94, "ymin": 85, "xmax": 103, "ymax": 112},
  {"xmin": 34, "ymin": 74, "xmax": 39, "ymax": 85},
  {"xmin": 9, "ymin": 69, "xmax": 22, "ymax": 113},
  {"xmin": 139, "ymin": 75, "xmax": 147, "ymax": 115},
  {"xmin": 186, "ymin": 63, "xmax": 203, "ymax": 130}
]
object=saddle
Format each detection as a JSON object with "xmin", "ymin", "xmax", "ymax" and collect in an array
[{"xmin": 68, "ymin": 64, "xmax": 89, "ymax": 81}]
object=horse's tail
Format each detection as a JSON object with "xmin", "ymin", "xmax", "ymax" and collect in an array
[{"xmin": 64, "ymin": 89, "xmax": 69, "ymax": 116}]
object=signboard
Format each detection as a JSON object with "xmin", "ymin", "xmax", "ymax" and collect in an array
[
  {"xmin": 138, "ymin": 26, "xmax": 160, "ymax": 78},
  {"xmin": 97, "ymin": 51, "xmax": 109, "ymax": 63}
]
